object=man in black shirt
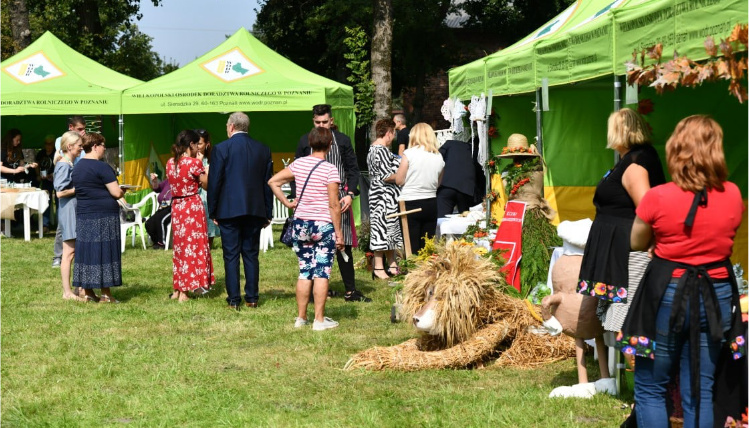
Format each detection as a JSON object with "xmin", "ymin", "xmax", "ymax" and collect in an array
[{"xmin": 392, "ymin": 114, "xmax": 410, "ymax": 156}]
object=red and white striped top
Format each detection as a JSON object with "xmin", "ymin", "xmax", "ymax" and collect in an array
[{"xmin": 288, "ymin": 156, "xmax": 340, "ymax": 223}]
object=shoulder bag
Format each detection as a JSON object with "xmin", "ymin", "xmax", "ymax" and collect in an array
[{"xmin": 280, "ymin": 159, "xmax": 326, "ymax": 247}]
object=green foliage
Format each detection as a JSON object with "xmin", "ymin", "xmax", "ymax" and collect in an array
[
  {"xmin": 501, "ymin": 156, "xmax": 543, "ymax": 195},
  {"xmin": 1, "ymin": 0, "xmax": 174, "ymax": 80},
  {"xmin": 458, "ymin": 0, "xmax": 576, "ymax": 42},
  {"xmin": 356, "ymin": 219, "xmax": 372, "ymax": 253},
  {"xmin": 529, "ymin": 282, "xmax": 552, "ymax": 305},
  {"xmin": 518, "ymin": 207, "xmax": 561, "ymax": 299},
  {"xmin": 343, "ymin": 26, "xmax": 375, "ymax": 129}
]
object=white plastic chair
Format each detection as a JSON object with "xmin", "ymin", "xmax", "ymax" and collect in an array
[
  {"xmin": 259, "ymin": 224, "xmax": 274, "ymax": 252},
  {"xmin": 164, "ymin": 222, "xmax": 172, "ymax": 251},
  {"xmin": 119, "ymin": 193, "xmax": 156, "ymax": 253},
  {"xmin": 272, "ymin": 190, "xmax": 291, "ymax": 225}
]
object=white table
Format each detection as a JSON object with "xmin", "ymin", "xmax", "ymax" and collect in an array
[
  {"xmin": 1, "ymin": 190, "xmax": 49, "ymax": 241},
  {"xmin": 436, "ymin": 216, "xmax": 488, "ymax": 241}
]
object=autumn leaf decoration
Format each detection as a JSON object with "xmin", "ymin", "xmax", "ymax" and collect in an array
[{"xmin": 626, "ymin": 23, "xmax": 748, "ymax": 103}]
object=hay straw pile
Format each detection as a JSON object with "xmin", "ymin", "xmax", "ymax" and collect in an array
[{"xmin": 344, "ymin": 244, "xmax": 575, "ymax": 371}]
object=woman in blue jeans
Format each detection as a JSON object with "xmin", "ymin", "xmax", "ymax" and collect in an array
[{"xmin": 621, "ymin": 115, "xmax": 745, "ymax": 428}]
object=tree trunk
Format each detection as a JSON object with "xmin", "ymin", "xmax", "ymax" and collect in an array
[
  {"xmin": 371, "ymin": 0, "xmax": 393, "ymax": 126},
  {"xmin": 9, "ymin": 0, "xmax": 31, "ymax": 53}
]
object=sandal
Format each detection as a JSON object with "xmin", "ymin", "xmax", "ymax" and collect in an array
[
  {"xmin": 82, "ymin": 294, "xmax": 100, "ymax": 303},
  {"xmin": 99, "ymin": 295, "xmax": 119, "ymax": 304},
  {"xmin": 371, "ymin": 268, "xmax": 390, "ymax": 280}
]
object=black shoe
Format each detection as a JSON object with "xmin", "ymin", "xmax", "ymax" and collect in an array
[{"xmin": 345, "ymin": 290, "xmax": 372, "ymax": 303}]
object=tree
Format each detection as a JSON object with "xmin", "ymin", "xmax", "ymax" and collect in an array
[
  {"xmin": 371, "ymin": 0, "xmax": 393, "ymax": 122},
  {"xmin": 343, "ymin": 26, "xmax": 375, "ymax": 128},
  {"xmin": 458, "ymin": 0, "xmax": 576, "ymax": 43},
  {"xmin": 254, "ymin": 0, "xmax": 573, "ymax": 120},
  {"xmin": 8, "ymin": 0, "xmax": 31, "ymax": 52},
  {"xmin": 254, "ymin": 0, "xmax": 372, "ymax": 83},
  {"xmin": 0, "ymin": 0, "xmax": 174, "ymax": 80}
]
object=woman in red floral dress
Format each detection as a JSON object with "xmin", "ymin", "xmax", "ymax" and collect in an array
[{"xmin": 166, "ymin": 130, "xmax": 215, "ymax": 302}]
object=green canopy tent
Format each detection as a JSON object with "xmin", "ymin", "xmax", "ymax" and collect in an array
[
  {"xmin": 120, "ymin": 28, "xmax": 355, "ymax": 192},
  {"xmin": 448, "ymin": 0, "xmax": 748, "ymax": 266},
  {"xmin": 0, "ymin": 31, "xmax": 142, "ymax": 167}
]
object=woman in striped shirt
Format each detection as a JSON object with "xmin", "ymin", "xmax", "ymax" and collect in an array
[{"xmin": 268, "ymin": 127, "xmax": 344, "ymax": 331}]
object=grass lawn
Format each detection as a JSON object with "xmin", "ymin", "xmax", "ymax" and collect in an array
[{"xmin": 1, "ymin": 227, "xmax": 633, "ymax": 427}]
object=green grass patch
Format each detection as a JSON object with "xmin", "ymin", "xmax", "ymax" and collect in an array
[{"xmin": 1, "ymin": 227, "xmax": 632, "ymax": 427}]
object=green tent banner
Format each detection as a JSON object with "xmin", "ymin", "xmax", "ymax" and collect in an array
[
  {"xmin": 122, "ymin": 28, "xmax": 354, "ymax": 125},
  {"xmin": 449, "ymin": 0, "xmax": 747, "ymax": 97},
  {"xmin": 0, "ymin": 32, "xmax": 141, "ymax": 116}
]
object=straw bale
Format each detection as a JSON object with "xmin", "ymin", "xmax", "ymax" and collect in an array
[
  {"xmin": 494, "ymin": 330, "xmax": 577, "ymax": 369},
  {"xmin": 344, "ymin": 321, "xmax": 512, "ymax": 371}
]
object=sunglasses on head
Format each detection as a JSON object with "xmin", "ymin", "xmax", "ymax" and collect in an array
[{"xmin": 194, "ymin": 129, "xmax": 207, "ymax": 136}]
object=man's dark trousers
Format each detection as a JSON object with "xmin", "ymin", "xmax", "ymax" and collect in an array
[{"xmin": 219, "ymin": 215, "xmax": 265, "ymax": 306}]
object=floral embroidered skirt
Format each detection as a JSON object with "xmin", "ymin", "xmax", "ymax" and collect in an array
[
  {"xmin": 292, "ymin": 218, "xmax": 336, "ymax": 280},
  {"xmin": 73, "ymin": 211, "xmax": 122, "ymax": 289},
  {"xmin": 577, "ymin": 214, "xmax": 633, "ymax": 303}
]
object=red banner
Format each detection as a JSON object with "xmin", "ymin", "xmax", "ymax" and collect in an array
[{"xmin": 492, "ymin": 200, "xmax": 527, "ymax": 291}]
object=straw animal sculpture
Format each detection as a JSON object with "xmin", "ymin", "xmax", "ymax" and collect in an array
[{"xmin": 344, "ymin": 244, "xmax": 575, "ymax": 371}]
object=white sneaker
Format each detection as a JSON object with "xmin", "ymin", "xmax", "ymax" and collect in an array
[
  {"xmin": 312, "ymin": 317, "xmax": 339, "ymax": 331},
  {"xmin": 294, "ymin": 317, "xmax": 309, "ymax": 328}
]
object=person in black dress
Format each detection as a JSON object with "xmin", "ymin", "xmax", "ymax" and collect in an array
[{"xmin": 577, "ymin": 108, "xmax": 665, "ymax": 303}]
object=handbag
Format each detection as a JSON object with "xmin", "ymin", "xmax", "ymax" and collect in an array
[{"xmin": 281, "ymin": 159, "xmax": 326, "ymax": 247}]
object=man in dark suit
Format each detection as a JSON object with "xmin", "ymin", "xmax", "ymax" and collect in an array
[
  {"xmin": 208, "ymin": 112, "xmax": 273, "ymax": 310},
  {"xmin": 436, "ymin": 139, "xmax": 482, "ymax": 218},
  {"xmin": 293, "ymin": 104, "xmax": 371, "ymax": 303}
]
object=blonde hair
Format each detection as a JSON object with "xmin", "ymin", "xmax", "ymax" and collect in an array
[
  {"xmin": 606, "ymin": 108, "xmax": 651, "ymax": 150},
  {"xmin": 59, "ymin": 131, "xmax": 81, "ymax": 153},
  {"xmin": 408, "ymin": 123, "xmax": 439, "ymax": 154},
  {"xmin": 666, "ymin": 115, "xmax": 727, "ymax": 192}
]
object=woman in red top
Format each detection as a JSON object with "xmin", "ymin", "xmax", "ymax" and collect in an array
[
  {"xmin": 622, "ymin": 115, "xmax": 745, "ymax": 428},
  {"xmin": 166, "ymin": 130, "xmax": 215, "ymax": 302}
]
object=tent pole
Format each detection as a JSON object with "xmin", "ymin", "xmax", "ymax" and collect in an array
[
  {"xmin": 535, "ymin": 88, "xmax": 543, "ymax": 156},
  {"xmin": 613, "ymin": 76, "xmax": 622, "ymax": 163},
  {"xmin": 485, "ymin": 90, "xmax": 493, "ymax": 226},
  {"xmin": 118, "ymin": 114, "xmax": 124, "ymax": 181}
]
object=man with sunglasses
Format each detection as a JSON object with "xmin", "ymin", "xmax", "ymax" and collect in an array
[
  {"xmin": 293, "ymin": 104, "xmax": 371, "ymax": 303},
  {"xmin": 51, "ymin": 116, "xmax": 86, "ymax": 268}
]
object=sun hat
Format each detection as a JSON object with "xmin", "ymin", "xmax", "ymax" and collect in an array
[{"xmin": 497, "ymin": 134, "xmax": 540, "ymax": 158}]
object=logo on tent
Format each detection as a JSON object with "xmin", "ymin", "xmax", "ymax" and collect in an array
[
  {"xmin": 201, "ymin": 48, "xmax": 263, "ymax": 82},
  {"xmin": 3, "ymin": 52, "xmax": 64, "ymax": 84}
]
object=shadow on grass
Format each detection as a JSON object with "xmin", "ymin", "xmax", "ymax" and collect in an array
[{"xmin": 548, "ymin": 367, "xmax": 582, "ymax": 387}]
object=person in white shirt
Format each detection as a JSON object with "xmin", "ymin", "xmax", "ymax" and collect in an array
[{"xmin": 392, "ymin": 123, "xmax": 445, "ymax": 254}]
